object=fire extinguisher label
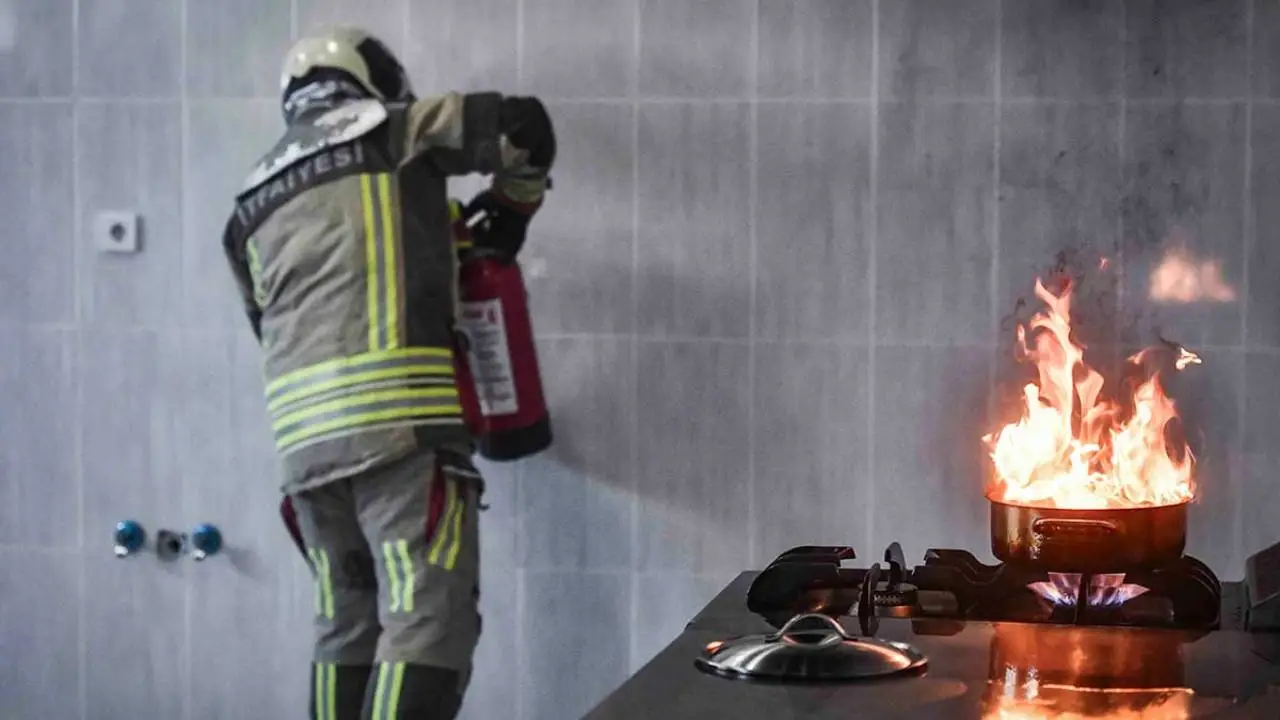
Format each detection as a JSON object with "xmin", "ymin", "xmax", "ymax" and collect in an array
[{"xmin": 457, "ymin": 298, "xmax": 519, "ymax": 417}]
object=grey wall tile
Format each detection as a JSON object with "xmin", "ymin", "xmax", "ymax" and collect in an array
[
  {"xmin": 0, "ymin": 329, "xmax": 76, "ymax": 547},
  {"xmin": 82, "ymin": 552, "xmax": 187, "ymax": 719},
  {"xmin": 631, "ymin": 573, "xmax": 730, "ymax": 671},
  {"xmin": 1119, "ymin": 103, "xmax": 1245, "ymax": 348},
  {"xmin": 636, "ymin": 103, "xmax": 751, "ymax": 338},
  {"xmin": 1255, "ymin": 0, "xmax": 1280, "ymax": 98},
  {"xmin": 523, "ymin": 0, "xmax": 634, "ymax": 98},
  {"xmin": 296, "ymin": 0, "xmax": 408, "ymax": 58},
  {"xmin": 879, "ymin": 0, "xmax": 997, "ymax": 99},
  {"xmin": 230, "ymin": 328, "xmax": 279, "ymax": 479},
  {"xmin": 0, "ymin": 549, "xmax": 80, "ymax": 719},
  {"xmin": 459, "ymin": 567, "xmax": 519, "ymax": 720},
  {"xmin": 188, "ymin": 556, "xmax": 312, "ymax": 720},
  {"xmin": 639, "ymin": 0, "xmax": 753, "ymax": 97},
  {"xmin": 1248, "ymin": 106, "xmax": 1280, "ymax": 347},
  {"xmin": 755, "ymin": 103, "xmax": 872, "ymax": 342},
  {"xmin": 1123, "ymin": 0, "xmax": 1248, "ymax": 99},
  {"xmin": 473, "ymin": 455, "xmax": 519, "ymax": 568},
  {"xmin": 519, "ymin": 337, "xmax": 634, "ymax": 571},
  {"xmin": 186, "ymin": 0, "xmax": 291, "ymax": 98},
  {"xmin": 635, "ymin": 342, "xmax": 750, "ymax": 574},
  {"xmin": 404, "ymin": 0, "xmax": 517, "ymax": 95},
  {"xmin": 521, "ymin": 571, "xmax": 630, "ymax": 720},
  {"xmin": 876, "ymin": 102, "xmax": 995, "ymax": 345},
  {"xmin": 997, "ymin": 103, "xmax": 1122, "ymax": 344},
  {"xmin": 752, "ymin": 344, "xmax": 871, "ymax": 561},
  {"xmin": 757, "ymin": 0, "xmax": 873, "ymax": 99},
  {"xmin": 1241, "ymin": 453, "xmax": 1280, "ymax": 561},
  {"xmin": 1243, "ymin": 352, "xmax": 1280, "ymax": 457},
  {"xmin": 77, "ymin": 102, "xmax": 182, "ymax": 328},
  {"xmin": 78, "ymin": 0, "xmax": 180, "ymax": 98},
  {"xmin": 78, "ymin": 329, "xmax": 181, "ymax": 543},
  {"xmin": 187, "ymin": 332, "xmax": 309, "ymax": 717},
  {"xmin": 872, "ymin": 346, "xmax": 993, "ymax": 564},
  {"xmin": 183, "ymin": 101, "xmax": 282, "ymax": 330},
  {"xmin": 1001, "ymin": 0, "xmax": 1123, "ymax": 100},
  {"xmin": 0, "ymin": 103, "xmax": 74, "ymax": 325},
  {"xmin": 0, "ymin": 0, "xmax": 73, "ymax": 97},
  {"xmin": 1164, "ymin": 349, "xmax": 1242, "ymax": 574},
  {"xmin": 525, "ymin": 103, "xmax": 634, "ymax": 335}
]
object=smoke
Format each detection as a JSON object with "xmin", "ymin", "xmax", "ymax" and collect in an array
[{"xmin": 0, "ymin": 1, "xmax": 13, "ymax": 52}]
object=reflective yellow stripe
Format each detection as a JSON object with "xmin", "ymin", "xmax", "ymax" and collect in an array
[
  {"xmin": 370, "ymin": 664, "xmax": 390, "ymax": 719},
  {"xmin": 382, "ymin": 541, "xmax": 402, "ymax": 613},
  {"xmin": 313, "ymin": 664, "xmax": 325, "ymax": 720},
  {"xmin": 385, "ymin": 663, "xmax": 406, "ymax": 718},
  {"xmin": 246, "ymin": 240, "xmax": 266, "ymax": 307},
  {"xmin": 308, "ymin": 549, "xmax": 322, "ymax": 615},
  {"xmin": 322, "ymin": 552, "xmax": 335, "ymax": 619},
  {"xmin": 427, "ymin": 480, "xmax": 457, "ymax": 566},
  {"xmin": 265, "ymin": 348, "xmax": 453, "ymax": 397},
  {"xmin": 445, "ymin": 487, "xmax": 465, "ymax": 571},
  {"xmin": 308, "ymin": 548, "xmax": 335, "ymax": 618},
  {"xmin": 272, "ymin": 387, "xmax": 458, "ymax": 432},
  {"xmin": 396, "ymin": 539, "xmax": 415, "ymax": 613},
  {"xmin": 325, "ymin": 663, "xmax": 336, "ymax": 720},
  {"xmin": 268, "ymin": 364, "xmax": 453, "ymax": 413},
  {"xmin": 378, "ymin": 173, "xmax": 401, "ymax": 349},
  {"xmin": 275, "ymin": 405, "xmax": 464, "ymax": 452},
  {"xmin": 362, "ymin": 175, "xmax": 381, "ymax": 351}
]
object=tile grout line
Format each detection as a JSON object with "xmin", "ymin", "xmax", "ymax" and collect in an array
[
  {"xmin": 513, "ymin": 0, "xmax": 526, "ymax": 716},
  {"xmin": 178, "ymin": 1, "xmax": 193, "ymax": 719},
  {"xmin": 865, "ymin": 0, "xmax": 880, "ymax": 555},
  {"xmin": 71, "ymin": 0, "xmax": 86, "ymax": 715},
  {"xmin": 7, "ymin": 95, "xmax": 1279, "ymax": 106},
  {"xmin": 1116, "ymin": 0, "xmax": 1128, "ymax": 356},
  {"xmin": 989, "ymin": 0, "xmax": 1003, "ymax": 423},
  {"xmin": 745, "ymin": 0, "xmax": 759, "ymax": 570},
  {"xmin": 1238, "ymin": 0, "xmax": 1255, "ymax": 571},
  {"xmin": 626, "ymin": 0, "xmax": 642, "ymax": 682}
]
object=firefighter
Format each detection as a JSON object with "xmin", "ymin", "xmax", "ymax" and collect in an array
[{"xmin": 220, "ymin": 27, "xmax": 555, "ymax": 720}]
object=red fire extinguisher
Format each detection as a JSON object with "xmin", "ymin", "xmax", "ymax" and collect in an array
[{"xmin": 449, "ymin": 200, "xmax": 553, "ymax": 461}]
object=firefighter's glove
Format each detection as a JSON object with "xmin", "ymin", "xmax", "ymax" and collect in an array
[{"xmin": 465, "ymin": 189, "xmax": 536, "ymax": 264}]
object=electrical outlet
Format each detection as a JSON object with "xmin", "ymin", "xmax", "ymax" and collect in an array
[{"xmin": 93, "ymin": 211, "xmax": 141, "ymax": 254}]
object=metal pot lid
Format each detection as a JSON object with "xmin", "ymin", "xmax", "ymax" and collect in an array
[{"xmin": 695, "ymin": 613, "xmax": 928, "ymax": 681}]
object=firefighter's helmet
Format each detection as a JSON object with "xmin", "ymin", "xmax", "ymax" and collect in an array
[{"xmin": 280, "ymin": 27, "xmax": 413, "ymax": 104}]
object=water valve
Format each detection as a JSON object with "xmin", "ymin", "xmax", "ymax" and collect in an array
[
  {"xmin": 155, "ymin": 529, "xmax": 186, "ymax": 561},
  {"xmin": 190, "ymin": 524, "xmax": 223, "ymax": 561},
  {"xmin": 113, "ymin": 520, "xmax": 146, "ymax": 558}
]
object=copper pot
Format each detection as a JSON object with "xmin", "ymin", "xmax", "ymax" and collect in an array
[{"xmin": 988, "ymin": 494, "xmax": 1188, "ymax": 573}]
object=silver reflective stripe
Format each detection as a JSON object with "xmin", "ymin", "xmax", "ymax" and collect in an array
[
  {"xmin": 274, "ymin": 390, "xmax": 462, "ymax": 452},
  {"xmin": 265, "ymin": 349, "xmax": 453, "ymax": 408},
  {"xmin": 269, "ymin": 375, "xmax": 454, "ymax": 418}
]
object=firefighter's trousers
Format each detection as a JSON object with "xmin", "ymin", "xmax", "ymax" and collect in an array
[{"xmin": 289, "ymin": 446, "xmax": 483, "ymax": 720}]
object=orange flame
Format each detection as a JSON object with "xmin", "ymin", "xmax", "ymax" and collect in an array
[
  {"xmin": 984, "ymin": 279, "xmax": 1196, "ymax": 510},
  {"xmin": 1149, "ymin": 247, "xmax": 1235, "ymax": 304}
]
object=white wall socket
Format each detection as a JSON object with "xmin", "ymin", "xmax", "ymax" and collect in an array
[{"xmin": 93, "ymin": 211, "xmax": 140, "ymax": 254}]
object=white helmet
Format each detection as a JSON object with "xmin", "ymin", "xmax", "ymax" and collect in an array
[{"xmin": 280, "ymin": 27, "xmax": 413, "ymax": 105}]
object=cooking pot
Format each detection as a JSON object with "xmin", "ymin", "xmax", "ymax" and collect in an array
[{"xmin": 988, "ymin": 493, "xmax": 1188, "ymax": 573}]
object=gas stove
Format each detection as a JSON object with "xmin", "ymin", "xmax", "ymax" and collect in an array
[
  {"xmin": 590, "ymin": 541, "xmax": 1280, "ymax": 718},
  {"xmin": 746, "ymin": 542, "xmax": 1280, "ymax": 636}
]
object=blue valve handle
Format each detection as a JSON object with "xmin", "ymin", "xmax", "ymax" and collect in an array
[
  {"xmin": 191, "ymin": 524, "xmax": 222, "ymax": 560},
  {"xmin": 113, "ymin": 520, "xmax": 146, "ymax": 557}
]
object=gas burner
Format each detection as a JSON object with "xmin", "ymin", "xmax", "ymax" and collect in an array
[{"xmin": 747, "ymin": 544, "xmax": 1228, "ymax": 632}]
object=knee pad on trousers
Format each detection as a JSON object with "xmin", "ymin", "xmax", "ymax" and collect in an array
[
  {"xmin": 311, "ymin": 663, "xmax": 372, "ymax": 720},
  {"xmin": 362, "ymin": 663, "xmax": 466, "ymax": 720}
]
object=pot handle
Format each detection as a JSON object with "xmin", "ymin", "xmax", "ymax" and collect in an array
[
  {"xmin": 771, "ymin": 613, "xmax": 853, "ymax": 643},
  {"xmin": 1032, "ymin": 517, "xmax": 1119, "ymax": 540}
]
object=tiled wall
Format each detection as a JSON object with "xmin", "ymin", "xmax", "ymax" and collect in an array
[{"xmin": 1, "ymin": 1, "xmax": 1277, "ymax": 719}]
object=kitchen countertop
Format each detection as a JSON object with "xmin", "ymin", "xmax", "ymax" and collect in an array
[{"xmin": 586, "ymin": 573, "xmax": 1280, "ymax": 719}]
